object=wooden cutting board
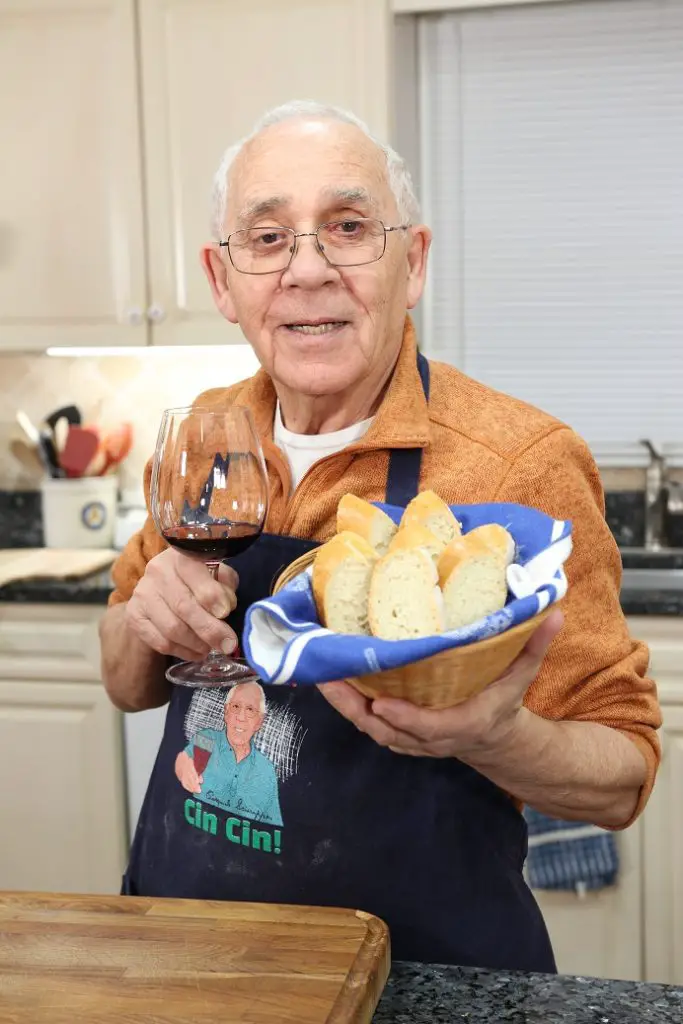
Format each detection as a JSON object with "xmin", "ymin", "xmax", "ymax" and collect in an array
[
  {"xmin": 0, "ymin": 548, "xmax": 117, "ymax": 587},
  {"xmin": 0, "ymin": 892, "xmax": 390, "ymax": 1024}
]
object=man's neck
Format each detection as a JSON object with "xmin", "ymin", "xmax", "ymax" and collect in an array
[{"xmin": 276, "ymin": 356, "xmax": 397, "ymax": 436}]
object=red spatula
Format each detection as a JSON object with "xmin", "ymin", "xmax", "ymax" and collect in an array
[{"xmin": 59, "ymin": 426, "xmax": 100, "ymax": 478}]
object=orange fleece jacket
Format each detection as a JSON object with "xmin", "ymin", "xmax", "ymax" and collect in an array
[{"xmin": 110, "ymin": 318, "xmax": 661, "ymax": 825}]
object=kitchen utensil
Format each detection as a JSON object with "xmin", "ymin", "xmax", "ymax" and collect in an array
[
  {"xmin": 53, "ymin": 415, "xmax": 70, "ymax": 454},
  {"xmin": 39, "ymin": 427, "xmax": 64, "ymax": 476},
  {"xmin": 101, "ymin": 421, "xmax": 133, "ymax": 473},
  {"xmin": 0, "ymin": 548, "xmax": 117, "ymax": 588},
  {"xmin": 9, "ymin": 438, "xmax": 44, "ymax": 477},
  {"xmin": 44, "ymin": 403, "xmax": 82, "ymax": 431},
  {"xmin": 0, "ymin": 891, "xmax": 390, "ymax": 1024},
  {"xmin": 84, "ymin": 443, "xmax": 108, "ymax": 477},
  {"xmin": 59, "ymin": 425, "xmax": 100, "ymax": 477},
  {"xmin": 15, "ymin": 411, "xmax": 63, "ymax": 477}
]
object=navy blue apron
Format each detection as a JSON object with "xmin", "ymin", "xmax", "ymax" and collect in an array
[{"xmin": 123, "ymin": 353, "xmax": 556, "ymax": 973}]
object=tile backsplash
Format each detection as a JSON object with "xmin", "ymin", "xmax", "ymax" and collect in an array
[
  {"xmin": 0, "ymin": 346, "xmax": 674, "ymax": 502},
  {"xmin": 0, "ymin": 346, "xmax": 260, "ymax": 500}
]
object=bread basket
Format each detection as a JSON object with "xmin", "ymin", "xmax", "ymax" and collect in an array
[{"xmin": 272, "ymin": 549, "xmax": 554, "ymax": 710}]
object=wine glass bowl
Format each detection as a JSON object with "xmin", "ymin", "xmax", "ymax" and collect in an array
[{"xmin": 150, "ymin": 406, "xmax": 268, "ymax": 687}]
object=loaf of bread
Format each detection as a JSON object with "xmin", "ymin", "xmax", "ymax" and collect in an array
[
  {"xmin": 369, "ymin": 547, "xmax": 444, "ymax": 640},
  {"xmin": 312, "ymin": 531, "xmax": 377, "ymax": 635},
  {"xmin": 386, "ymin": 522, "xmax": 447, "ymax": 564},
  {"xmin": 311, "ymin": 493, "xmax": 516, "ymax": 640},
  {"xmin": 337, "ymin": 493, "xmax": 398, "ymax": 555},
  {"xmin": 438, "ymin": 524, "xmax": 515, "ymax": 631},
  {"xmin": 400, "ymin": 490, "xmax": 462, "ymax": 546}
]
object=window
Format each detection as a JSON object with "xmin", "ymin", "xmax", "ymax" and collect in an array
[{"xmin": 402, "ymin": 0, "xmax": 683, "ymax": 459}]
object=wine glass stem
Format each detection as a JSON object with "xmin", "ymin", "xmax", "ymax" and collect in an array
[{"xmin": 206, "ymin": 560, "xmax": 230, "ymax": 660}]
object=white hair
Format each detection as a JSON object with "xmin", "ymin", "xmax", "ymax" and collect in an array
[
  {"xmin": 226, "ymin": 680, "xmax": 266, "ymax": 715},
  {"xmin": 209, "ymin": 99, "xmax": 420, "ymax": 239}
]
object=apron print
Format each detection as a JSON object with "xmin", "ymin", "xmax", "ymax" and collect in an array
[{"xmin": 176, "ymin": 681, "xmax": 306, "ymax": 855}]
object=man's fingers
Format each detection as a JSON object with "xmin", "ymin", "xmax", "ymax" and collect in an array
[
  {"xmin": 127, "ymin": 607, "xmax": 210, "ymax": 662},
  {"xmin": 216, "ymin": 562, "xmax": 239, "ymax": 593},
  {"xmin": 162, "ymin": 577, "xmax": 238, "ymax": 652},
  {"xmin": 137, "ymin": 593, "xmax": 211, "ymax": 658},
  {"xmin": 174, "ymin": 553, "xmax": 237, "ymax": 619}
]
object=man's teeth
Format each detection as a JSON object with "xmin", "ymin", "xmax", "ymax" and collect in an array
[{"xmin": 286, "ymin": 322, "xmax": 345, "ymax": 335}]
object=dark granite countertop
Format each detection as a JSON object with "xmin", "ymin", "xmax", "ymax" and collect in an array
[
  {"xmin": 373, "ymin": 962, "xmax": 683, "ymax": 1023},
  {"xmin": 1, "ymin": 567, "xmax": 681, "ymax": 617},
  {"xmin": 0, "ymin": 568, "xmax": 114, "ymax": 606}
]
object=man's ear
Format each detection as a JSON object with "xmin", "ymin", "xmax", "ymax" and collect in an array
[
  {"xmin": 200, "ymin": 244, "xmax": 238, "ymax": 324},
  {"xmin": 405, "ymin": 226, "xmax": 432, "ymax": 310}
]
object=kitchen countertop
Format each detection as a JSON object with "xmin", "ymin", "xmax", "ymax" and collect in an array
[
  {"xmin": 0, "ymin": 566, "xmax": 681, "ymax": 616},
  {"xmin": 373, "ymin": 962, "xmax": 683, "ymax": 1023}
]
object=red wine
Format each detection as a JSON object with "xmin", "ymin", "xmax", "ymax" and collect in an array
[{"xmin": 163, "ymin": 523, "xmax": 261, "ymax": 559}]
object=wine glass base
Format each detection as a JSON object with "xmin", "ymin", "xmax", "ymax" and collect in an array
[{"xmin": 166, "ymin": 656, "xmax": 259, "ymax": 688}]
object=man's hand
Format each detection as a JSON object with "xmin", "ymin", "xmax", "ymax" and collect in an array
[
  {"xmin": 125, "ymin": 548, "xmax": 239, "ymax": 662},
  {"xmin": 317, "ymin": 610, "xmax": 563, "ymax": 759},
  {"xmin": 175, "ymin": 751, "xmax": 202, "ymax": 794}
]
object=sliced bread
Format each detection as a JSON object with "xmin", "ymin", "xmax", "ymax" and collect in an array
[
  {"xmin": 312, "ymin": 530, "xmax": 377, "ymax": 635},
  {"xmin": 438, "ymin": 524, "xmax": 515, "ymax": 631},
  {"xmin": 369, "ymin": 547, "xmax": 444, "ymax": 640},
  {"xmin": 386, "ymin": 522, "xmax": 447, "ymax": 564},
  {"xmin": 337, "ymin": 493, "xmax": 398, "ymax": 555},
  {"xmin": 400, "ymin": 490, "xmax": 462, "ymax": 547}
]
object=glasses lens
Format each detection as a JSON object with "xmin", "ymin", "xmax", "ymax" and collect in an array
[
  {"xmin": 318, "ymin": 218, "xmax": 385, "ymax": 266},
  {"xmin": 229, "ymin": 227, "xmax": 294, "ymax": 273}
]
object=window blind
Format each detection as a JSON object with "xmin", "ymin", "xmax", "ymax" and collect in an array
[{"xmin": 415, "ymin": 0, "xmax": 683, "ymax": 451}]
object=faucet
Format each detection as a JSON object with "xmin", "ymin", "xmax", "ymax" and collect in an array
[{"xmin": 640, "ymin": 440, "xmax": 683, "ymax": 550}]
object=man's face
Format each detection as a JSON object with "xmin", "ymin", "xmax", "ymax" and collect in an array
[
  {"xmin": 202, "ymin": 118, "xmax": 430, "ymax": 397},
  {"xmin": 224, "ymin": 683, "xmax": 264, "ymax": 749}
]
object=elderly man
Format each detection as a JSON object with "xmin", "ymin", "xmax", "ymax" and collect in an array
[
  {"xmin": 175, "ymin": 682, "xmax": 282, "ymax": 827},
  {"xmin": 101, "ymin": 100, "xmax": 660, "ymax": 971}
]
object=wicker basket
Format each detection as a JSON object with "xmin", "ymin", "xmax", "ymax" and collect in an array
[{"xmin": 272, "ymin": 549, "xmax": 554, "ymax": 710}]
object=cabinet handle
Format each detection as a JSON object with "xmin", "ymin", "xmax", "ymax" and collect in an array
[
  {"xmin": 147, "ymin": 304, "xmax": 166, "ymax": 323},
  {"xmin": 125, "ymin": 307, "xmax": 144, "ymax": 326}
]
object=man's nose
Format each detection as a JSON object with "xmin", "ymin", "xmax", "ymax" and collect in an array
[{"xmin": 282, "ymin": 234, "xmax": 339, "ymax": 289}]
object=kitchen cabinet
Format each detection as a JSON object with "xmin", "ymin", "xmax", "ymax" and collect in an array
[
  {"xmin": 0, "ymin": 0, "xmax": 393, "ymax": 351},
  {"xmin": 0, "ymin": 604, "xmax": 126, "ymax": 893},
  {"xmin": 636, "ymin": 616, "xmax": 683, "ymax": 987},
  {"xmin": 534, "ymin": 616, "xmax": 683, "ymax": 985},
  {"xmin": 0, "ymin": 0, "xmax": 147, "ymax": 350}
]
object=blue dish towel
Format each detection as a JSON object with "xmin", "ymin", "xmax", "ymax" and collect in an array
[
  {"xmin": 243, "ymin": 500, "xmax": 572, "ymax": 686},
  {"xmin": 524, "ymin": 807, "xmax": 620, "ymax": 894}
]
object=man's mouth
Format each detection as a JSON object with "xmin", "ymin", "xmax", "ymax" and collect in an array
[{"xmin": 283, "ymin": 320, "xmax": 349, "ymax": 336}]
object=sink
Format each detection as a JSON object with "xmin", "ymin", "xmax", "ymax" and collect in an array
[{"xmin": 620, "ymin": 568, "xmax": 683, "ymax": 592}]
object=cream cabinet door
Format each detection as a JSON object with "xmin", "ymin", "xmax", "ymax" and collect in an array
[
  {"xmin": 0, "ymin": 0, "xmax": 147, "ymax": 350},
  {"xmin": 533, "ymin": 820, "xmax": 642, "ymax": 981},
  {"xmin": 0, "ymin": 678, "xmax": 126, "ymax": 894},
  {"xmin": 138, "ymin": 0, "xmax": 393, "ymax": 346},
  {"xmin": 633, "ymin": 615, "xmax": 683, "ymax": 985}
]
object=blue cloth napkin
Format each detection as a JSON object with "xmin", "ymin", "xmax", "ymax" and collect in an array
[
  {"xmin": 524, "ymin": 807, "xmax": 620, "ymax": 893},
  {"xmin": 243, "ymin": 501, "xmax": 572, "ymax": 686}
]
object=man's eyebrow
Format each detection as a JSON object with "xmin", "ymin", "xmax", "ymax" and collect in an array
[
  {"xmin": 320, "ymin": 186, "xmax": 379, "ymax": 212},
  {"xmin": 236, "ymin": 195, "xmax": 291, "ymax": 227}
]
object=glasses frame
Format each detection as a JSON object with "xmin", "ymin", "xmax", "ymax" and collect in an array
[{"xmin": 218, "ymin": 218, "xmax": 410, "ymax": 275}]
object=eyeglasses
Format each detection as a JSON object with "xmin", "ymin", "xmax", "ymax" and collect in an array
[{"xmin": 219, "ymin": 218, "xmax": 410, "ymax": 275}]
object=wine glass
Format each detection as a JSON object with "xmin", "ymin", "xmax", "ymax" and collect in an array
[{"xmin": 150, "ymin": 406, "xmax": 268, "ymax": 687}]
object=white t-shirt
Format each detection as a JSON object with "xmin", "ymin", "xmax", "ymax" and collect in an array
[{"xmin": 273, "ymin": 403, "xmax": 374, "ymax": 491}]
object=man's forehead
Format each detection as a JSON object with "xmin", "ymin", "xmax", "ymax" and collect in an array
[{"xmin": 227, "ymin": 119, "xmax": 392, "ymax": 224}]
